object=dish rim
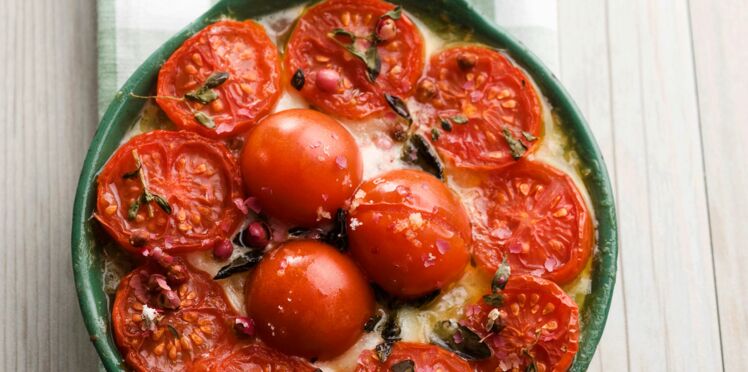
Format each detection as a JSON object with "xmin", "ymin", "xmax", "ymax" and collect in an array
[{"xmin": 72, "ymin": 0, "xmax": 618, "ymax": 370}]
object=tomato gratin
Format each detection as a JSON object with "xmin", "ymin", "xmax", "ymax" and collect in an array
[{"xmin": 94, "ymin": 1, "xmax": 596, "ymax": 371}]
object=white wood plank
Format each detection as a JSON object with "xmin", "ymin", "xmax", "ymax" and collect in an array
[
  {"xmin": 689, "ymin": 0, "xmax": 748, "ymax": 369},
  {"xmin": 0, "ymin": 0, "xmax": 99, "ymax": 370},
  {"xmin": 606, "ymin": 0, "xmax": 723, "ymax": 370},
  {"xmin": 556, "ymin": 1, "xmax": 630, "ymax": 371}
]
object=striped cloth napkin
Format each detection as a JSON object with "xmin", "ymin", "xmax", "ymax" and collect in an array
[{"xmin": 96, "ymin": 0, "xmax": 558, "ymax": 118}]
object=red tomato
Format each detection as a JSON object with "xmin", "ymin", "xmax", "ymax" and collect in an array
[
  {"xmin": 157, "ymin": 20, "xmax": 281, "ymax": 138},
  {"xmin": 240, "ymin": 109, "xmax": 363, "ymax": 227},
  {"xmin": 112, "ymin": 263, "xmax": 235, "ymax": 372},
  {"xmin": 285, "ymin": 0, "xmax": 425, "ymax": 119},
  {"xmin": 414, "ymin": 45, "xmax": 542, "ymax": 169},
  {"xmin": 347, "ymin": 169, "xmax": 471, "ymax": 298},
  {"xmin": 462, "ymin": 275, "xmax": 580, "ymax": 372},
  {"xmin": 356, "ymin": 342, "xmax": 472, "ymax": 371},
  {"xmin": 191, "ymin": 343, "xmax": 318, "ymax": 372},
  {"xmin": 95, "ymin": 130, "xmax": 244, "ymax": 254},
  {"xmin": 245, "ymin": 240, "xmax": 375, "ymax": 360},
  {"xmin": 470, "ymin": 160, "xmax": 593, "ymax": 284}
]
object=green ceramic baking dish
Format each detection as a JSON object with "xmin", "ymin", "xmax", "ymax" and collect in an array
[{"xmin": 72, "ymin": 0, "xmax": 618, "ymax": 370}]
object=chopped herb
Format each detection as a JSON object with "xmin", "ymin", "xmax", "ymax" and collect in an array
[
  {"xmin": 202, "ymin": 72, "xmax": 230, "ymax": 89},
  {"xmin": 213, "ymin": 250, "xmax": 264, "ymax": 280},
  {"xmin": 482, "ymin": 293, "xmax": 504, "ymax": 307},
  {"xmin": 381, "ymin": 6, "xmax": 402, "ymax": 20},
  {"xmin": 522, "ymin": 131, "xmax": 538, "ymax": 142},
  {"xmin": 328, "ymin": 29, "xmax": 381, "ymax": 81},
  {"xmin": 502, "ymin": 127, "xmax": 527, "ymax": 160},
  {"xmin": 184, "ymin": 71, "xmax": 229, "ymax": 104},
  {"xmin": 431, "ymin": 128, "xmax": 441, "ymax": 141},
  {"xmin": 390, "ymin": 359, "xmax": 415, "ymax": 372},
  {"xmin": 151, "ymin": 194, "xmax": 172, "ymax": 214},
  {"xmin": 491, "ymin": 256, "xmax": 511, "ymax": 292},
  {"xmin": 291, "ymin": 69, "xmax": 305, "ymax": 91},
  {"xmin": 384, "ymin": 93, "xmax": 411, "ymax": 121},
  {"xmin": 431, "ymin": 320, "xmax": 491, "ymax": 361},
  {"xmin": 128, "ymin": 195, "xmax": 143, "ymax": 220},
  {"xmin": 376, "ymin": 342, "xmax": 394, "ymax": 362},
  {"xmin": 451, "ymin": 114, "xmax": 468, "ymax": 124},
  {"xmin": 364, "ymin": 309, "xmax": 384, "ymax": 332},
  {"xmin": 439, "ymin": 117, "xmax": 453, "ymax": 132},
  {"xmin": 401, "ymin": 134, "xmax": 444, "ymax": 180},
  {"xmin": 381, "ymin": 311, "xmax": 402, "ymax": 342},
  {"xmin": 323, "ymin": 208, "xmax": 348, "ymax": 252},
  {"xmin": 166, "ymin": 324, "xmax": 180, "ymax": 338},
  {"xmin": 122, "ymin": 161, "xmax": 141, "ymax": 179},
  {"xmin": 194, "ymin": 112, "xmax": 216, "ymax": 129}
]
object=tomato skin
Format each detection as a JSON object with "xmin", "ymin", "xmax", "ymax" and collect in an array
[
  {"xmin": 191, "ymin": 343, "xmax": 318, "ymax": 372},
  {"xmin": 462, "ymin": 275, "xmax": 580, "ymax": 372},
  {"xmin": 157, "ymin": 20, "xmax": 281, "ymax": 138},
  {"xmin": 112, "ymin": 263, "xmax": 236, "ymax": 372},
  {"xmin": 95, "ymin": 130, "xmax": 244, "ymax": 254},
  {"xmin": 470, "ymin": 160, "xmax": 593, "ymax": 284},
  {"xmin": 347, "ymin": 169, "xmax": 471, "ymax": 298},
  {"xmin": 414, "ymin": 45, "xmax": 542, "ymax": 169},
  {"xmin": 285, "ymin": 0, "xmax": 425, "ymax": 119},
  {"xmin": 240, "ymin": 109, "xmax": 363, "ymax": 227},
  {"xmin": 245, "ymin": 240, "xmax": 375, "ymax": 360},
  {"xmin": 356, "ymin": 342, "xmax": 472, "ymax": 372}
]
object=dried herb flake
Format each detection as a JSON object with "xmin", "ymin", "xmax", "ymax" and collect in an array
[
  {"xmin": 194, "ymin": 112, "xmax": 216, "ymax": 129},
  {"xmin": 384, "ymin": 93, "xmax": 411, "ymax": 121},
  {"xmin": 502, "ymin": 127, "xmax": 527, "ymax": 160},
  {"xmin": 291, "ymin": 69, "xmax": 305, "ymax": 91},
  {"xmin": 214, "ymin": 250, "xmax": 264, "ymax": 280},
  {"xmin": 391, "ymin": 359, "xmax": 415, "ymax": 372}
]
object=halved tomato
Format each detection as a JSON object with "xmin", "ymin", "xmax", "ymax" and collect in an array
[
  {"xmin": 95, "ymin": 130, "xmax": 244, "ymax": 254},
  {"xmin": 191, "ymin": 343, "xmax": 318, "ymax": 372},
  {"xmin": 469, "ymin": 160, "xmax": 593, "ymax": 284},
  {"xmin": 462, "ymin": 275, "xmax": 580, "ymax": 372},
  {"xmin": 413, "ymin": 45, "xmax": 542, "ymax": 169},
  {"xmin": 285, "ymin": 0, "xmax": 424, "ymax": 119},
  {"xmin": 157, "ymin": 20, "xmax": 281, "ymax": 138},
  {"xmin": 112, "ymin": 263, "xmax": 236, "ymax": 372},
  {"xmin": 356, "ymin": 342, "xmax": 472, "ymax": 372}
]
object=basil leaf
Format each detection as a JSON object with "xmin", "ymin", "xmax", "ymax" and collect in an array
[
  {"xmin": 431, "ymin": 320, "xmax": 491, "ymax": 361},
  {"xmin": 152, "ymin": 194, "xmax": 172, "ymax": 215},
  {"xmin": 391, "ymin": 359, "xmax": 414, "ymax": 372},
  {"xmin": 522, "ymin": 131, "xmax": 538, "ymax": 142},
  {"xmin": 430, "ymin": 128, "xmax": 441, "ymax": 141},
  {"xmin": 376, "ymin": 342, "xmax": 394, "ymax": 363},
  {"xmin": 214, "ymin": 250, "xmax": 264, "ymax": 280},
  {"xmin": 439, "ymin": 117, "xmax": 453, "ymax": 132},
  {"xmin": 381, "ymin": 6, "xmax": 402, "ymax": 20},
  {"xmin": 401, "ymin": 134, "xmax": 444, "ymax": 180},
  {"xmin": 323, "ymin": 208, "xmax": 348, "ymax": 252},
  {"xmin": 384, "ymin": 94, "xmax": 411, "ymax": 121},
  {"xmin": 291, "ymin": 69, "xmax": 305, "ymax": 91},
  {"xmin": 451, "ymin": 114, "xmax": 468, "ymax": 124},
  {"xmin": 194, "ymin": 112, "xmax": 216, "ymax": 129},
  {"xmin": 502, "ymin": 127, "xmax": 527, "ymax": 160},
  {"xmin": 491, "ymin": 256, "xmax": 511, "ymax": 292},
  {"xmin": 203, "ymin": 71, "xmax": 230, "ymax": 89},
  {"xmin": 328, "ymin": 29, "xmax": 381, "ymax": 82}
]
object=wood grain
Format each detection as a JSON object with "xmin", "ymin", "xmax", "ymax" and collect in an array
[
  {"xmin": 556, "ymin": 1, "xmax": 629, "ymax": 371},
  {"xmin": 0, "ymin": 0, "xmax": 99, "ymax": 370},
  {"xmin": 689, "ymin": 0, "xmax": 748, "ymax": 369}
]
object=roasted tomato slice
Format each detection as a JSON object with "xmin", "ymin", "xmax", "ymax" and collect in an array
[
  {"xmin": 463, "ymin": 275, "xmax": 580, "ymax": 372},
  {"xmin": 95, "ymin": 130, "xmax": 244, "ymax": 254},
  {"xmin": 112, "ymin": 262, "xmax": 235, "ymax": 372},
  {"xmin": 285, "ymin": 0, "xmax": 425, "ymax": 119},
  {"xmin": 356, "ymin": 342, "xmax": 472, "ymax": 371},
  {"xmin": 469, "ymin": 160, "xmax": 593, "ymax": 284},
  {"xmin": 191, "ymin": 343, "xmax": 319, "ymax": 372},
  {"xmin": 157, "ymin": 20, "xmax": 281, "ymax": 138},
  {"xmin": 414, "ymin": 45, "xmax": 542, "ymax": 169}
]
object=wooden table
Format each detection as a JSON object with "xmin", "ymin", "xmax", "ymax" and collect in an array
[{"xmin": 1, "ymin": 0, "xmax": 745, "ymax": 370}]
